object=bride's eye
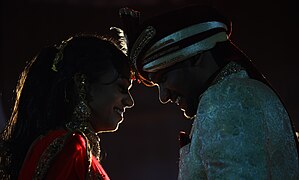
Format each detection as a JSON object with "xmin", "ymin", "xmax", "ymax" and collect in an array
[{"xmin": 118, "ymin": 84, "xmax": 127, "ymax": 94}]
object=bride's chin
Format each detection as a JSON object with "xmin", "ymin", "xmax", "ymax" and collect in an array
[{"xmin": 99, "ymin": 120, "xmax": 123, "ymax": 133}]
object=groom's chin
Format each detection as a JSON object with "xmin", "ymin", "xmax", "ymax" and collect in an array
[{"xmin": 182, "ymin": 109, "xmax": 196, "ymax": 120}]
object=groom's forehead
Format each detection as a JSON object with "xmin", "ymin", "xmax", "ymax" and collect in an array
[{"xmin": 148, "ymin": 63, "xmax": 184, "ymax": 82}]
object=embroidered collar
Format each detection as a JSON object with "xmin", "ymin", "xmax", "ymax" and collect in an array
[{"xmin": 211, "ymin": 61, "xmax": 245, "ymax": 85}]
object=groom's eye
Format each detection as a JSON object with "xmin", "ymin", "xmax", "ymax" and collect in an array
[{"xmin": 158, "ymin": 74, "xmax": 167, "ymax": 84}]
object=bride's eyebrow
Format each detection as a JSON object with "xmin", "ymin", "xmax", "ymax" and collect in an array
[{"xmin": 118, "ymin": 77, "xmax": 131, "ymax": 87}]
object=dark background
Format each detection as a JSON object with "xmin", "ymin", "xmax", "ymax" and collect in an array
[{"xmin": 1, "ymin": 0, "xmax": 298, "ymax": 179}]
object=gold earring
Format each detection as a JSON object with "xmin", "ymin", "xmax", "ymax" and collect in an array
[{"xmin": 72, "ymin": 74, "xmax": 91, "ymax": 122}]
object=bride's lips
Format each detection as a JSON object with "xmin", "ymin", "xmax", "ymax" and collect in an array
[{"xmin": 113, "ymin": 107, "xmax": 124, "ymax": 116}]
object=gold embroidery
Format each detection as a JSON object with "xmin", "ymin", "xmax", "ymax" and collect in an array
[
  {"xmin": 33, "ymin": 133, "xmax": 69, "ymax": 179},
  {"xmin": 33, "ymin": 129, "xmax": 103, "ymax": 179},
  {"xmin": 0, "ymin": 142, "xmax": 12, "ymax": 180},
  {"xmin": 212, "ymin": 62, "xmax": 245, "ymax": 85}
]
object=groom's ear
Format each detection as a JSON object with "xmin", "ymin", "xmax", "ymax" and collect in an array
[{"xmin": 193, "ymin": 52, "xmax": 207, "ymax": 67}]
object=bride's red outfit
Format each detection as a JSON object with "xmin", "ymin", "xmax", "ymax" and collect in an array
[{"xmin": 19, "ymin": 129, "xmax": 109, "ymax": 180}]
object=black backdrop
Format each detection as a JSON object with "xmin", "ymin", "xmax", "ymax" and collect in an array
[{"xmin": 1, "ymin": 0, "xmax": 298, "ymax": 179}]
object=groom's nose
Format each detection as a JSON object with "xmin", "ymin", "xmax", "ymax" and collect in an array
[{"xmin": 158, "ymin": 84, "xmax": 171, "ymax": 104}]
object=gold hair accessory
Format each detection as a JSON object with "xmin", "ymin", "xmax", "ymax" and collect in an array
[
  {"xmin": 110, "ymin": 27, "xmax": 128, "ymax": 56},
  {"xmin": 129, "ymin": 26, "xmax": 156, "ymax": 85},
  {"xmin": 130, "ymin": 26, "xmax": 156, "ymax": 68},
  {"xmin": 51, "ymin": 37, "xmax": 73, "ymax": 72},
  {"xmin": 119, "ymin": 7, "xmax": 140, "ymax": 18}
]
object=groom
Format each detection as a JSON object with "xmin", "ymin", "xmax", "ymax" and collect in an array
[{"xmin": 120, "ymin": 5, "xmax": 299, "ymax": 179}]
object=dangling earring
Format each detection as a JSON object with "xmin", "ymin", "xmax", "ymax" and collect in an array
[
  {"xmin": 67, "ymin": 74, "xmax": 102, "ymax": 162},
  {"xmin": 72, "ymin": 74, "xmax": 91, "ymax": 122}
]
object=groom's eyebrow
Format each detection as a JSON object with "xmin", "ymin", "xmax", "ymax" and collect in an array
[{"xmin": 148, "ymin": 72, "xmax": 160, "ymax": 81}]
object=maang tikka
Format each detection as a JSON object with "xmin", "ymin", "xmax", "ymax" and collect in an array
[{"xmin": 72, "ymin": 74, "xmax": 91, "ymax": 122}]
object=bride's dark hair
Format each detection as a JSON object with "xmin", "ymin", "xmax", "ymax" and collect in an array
[{"xmin": 0, "ymin": 34, "xmax": 130, "ymax": 178}]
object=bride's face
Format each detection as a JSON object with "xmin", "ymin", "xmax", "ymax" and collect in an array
[{"xmin": 88, "ymin": 67, "xmax": 134, "ymax": 133}]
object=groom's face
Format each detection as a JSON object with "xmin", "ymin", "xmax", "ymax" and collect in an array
[{"xmin": 149, "ymin": 64, "xmax": 200, "ymax": 119}]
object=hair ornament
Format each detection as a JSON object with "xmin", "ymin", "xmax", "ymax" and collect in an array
[{"xmin": 51, "ymin": 37, "xmax": 73, "ymax": 72}]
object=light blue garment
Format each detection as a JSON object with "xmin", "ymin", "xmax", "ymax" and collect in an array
[{"xmin": 178, "ymin": 66, "xmax": 299, "ymax": 179}]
